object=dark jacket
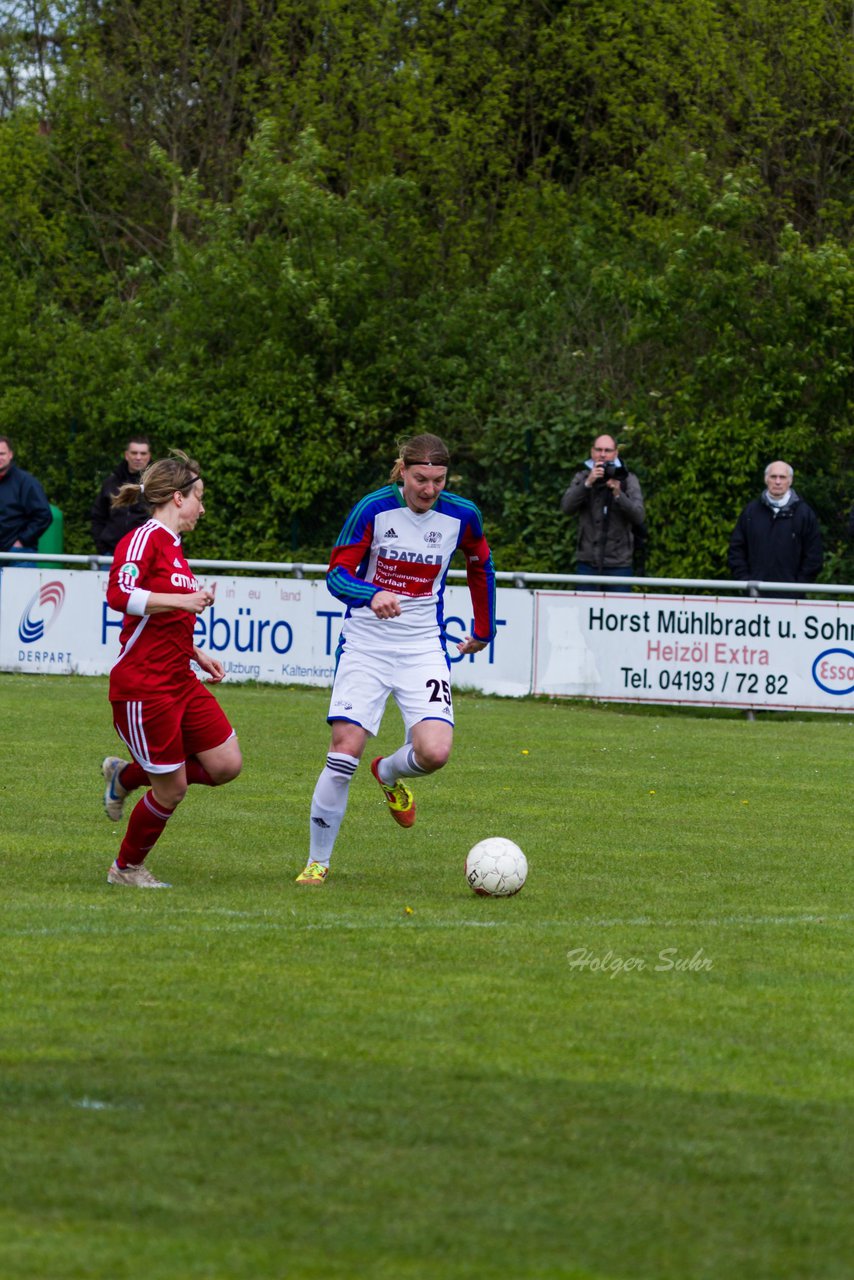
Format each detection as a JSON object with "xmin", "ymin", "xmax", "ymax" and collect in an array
[
  {"xmin": 560, "ymin": 461, "xmax": 646, "ymax": 570},
  {"xmin": 0, "ymin": 464, "xmax": 52, "ymax": 551},
  {"xmin": 90, "ymin": 459, "xmax": 149, "ymax": 554},
  {"xmin": 728, "ymin": 490, "xmax": 823, "ymax": 583}
]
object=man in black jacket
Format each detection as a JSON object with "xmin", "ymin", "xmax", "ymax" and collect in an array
[
  {"xmin": 728, "ymin": 461, "xmax": 823, "ymax": 589},
  {"xmin": 0, "ymin": 435, "xmax": 52, "ymax": 555},
  {"xmin": 90, "ymin": 436, "xmax": 152, "ymax": 555}
]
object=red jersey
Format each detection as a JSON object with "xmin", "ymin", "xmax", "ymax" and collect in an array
[{"xmin": 107, "ymin": 519, "xmax": 200, "ymax": 700}]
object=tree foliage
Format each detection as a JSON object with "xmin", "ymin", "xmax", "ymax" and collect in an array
[{"xmin": 0, "ymin": 0, "xmax": 850, "ymax": 575}]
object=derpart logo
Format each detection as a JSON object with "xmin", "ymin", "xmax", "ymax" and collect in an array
[{"xmin": 18, "ymin": 581, "xmax": 66, "ymax": 644}]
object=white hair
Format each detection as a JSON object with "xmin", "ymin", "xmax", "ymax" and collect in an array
[{"xmin": 764, "ymin": 461, "xmax": 793, "ymax": 482}]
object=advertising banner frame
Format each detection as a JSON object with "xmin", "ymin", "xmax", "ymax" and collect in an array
[
  {"xmin": 533, "ymin": 589, "xmax": 854, "ymax": 713},
  {"xmin": 0, "ymin": 568, "xmax": 533, "ymax": 698},
  {"xmin": 5, "ymin": 564, "xmax": 854, "ymax": 713}
]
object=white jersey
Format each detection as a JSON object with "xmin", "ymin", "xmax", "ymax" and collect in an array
[{"xmin": 326, "ymin": 484, "xmax": 496, "ymax": 652}]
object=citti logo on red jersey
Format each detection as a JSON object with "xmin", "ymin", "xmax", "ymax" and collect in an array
[{"xmin": 171, "ymin": 572, "xmax": 199, "ymax": 589}]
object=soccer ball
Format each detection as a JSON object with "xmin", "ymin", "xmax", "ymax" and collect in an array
[{"xmin": 465, "ymin": 837, "xmax": 528, "ymax": 898}]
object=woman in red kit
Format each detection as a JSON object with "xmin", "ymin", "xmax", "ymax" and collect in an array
[{"xmin": 101, "ymin": 451, "xmax": 242, "ymax": 887}]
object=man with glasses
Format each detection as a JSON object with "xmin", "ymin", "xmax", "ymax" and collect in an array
[{"xmin": 560, "ymin": 433, "xmax": 646, "ymax": 591}]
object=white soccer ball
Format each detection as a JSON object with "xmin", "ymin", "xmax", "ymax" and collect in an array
[{"xmin": 465, "ymin": 837, "xmax": 528, "ymax": 898}]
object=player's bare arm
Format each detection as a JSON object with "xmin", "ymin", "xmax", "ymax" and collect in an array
[
  {"xmin": 143, "ymin": 588, "xmax": 215, "ymax": 616},
  {"xmin": 457, "ymin": 635, "xmax": 487, "ymax": 655},
  {"xmin": 194, "ymin": 647, "xmax": 225, "ymax": 682}
]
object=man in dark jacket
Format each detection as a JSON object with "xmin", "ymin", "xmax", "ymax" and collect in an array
[
  {"xmin": 0, "ymin": 435, "xmax": 52, "ymax": 555},
  {"xmin": 90, "ymin": 436, "xmax": 152, "ymax": 555},
  {"xmin": 728, "ymin": 461, "xmax": 823, "ymax": 588},
  {"xmin": 560, "ymin": 434, "xmax": 646, "ymax": 589}
]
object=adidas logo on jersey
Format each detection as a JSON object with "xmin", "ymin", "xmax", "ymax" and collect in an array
[{"xmin": 385, "ymin": 527, "xmax": 398, "ymax": 538}]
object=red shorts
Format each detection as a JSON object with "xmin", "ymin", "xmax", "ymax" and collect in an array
[{"xmin": 111, "ymin": 681, "xmax": 235, "ymax": 774}]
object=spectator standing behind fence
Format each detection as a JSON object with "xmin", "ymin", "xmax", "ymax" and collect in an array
[
  {"xmin": 728, "ymin": 461, "xmax": 823, "ymax": 589},
  {"xmin": 90, "ymin": 436, "xmax": 152, "ymax": 555},
  {"xmin": 0, "ymin": 434, "xmax": 52, "ymax": 558},
  {"xmin": 560, "ymin": 434, "xmax": 646, "ymax": 589}
]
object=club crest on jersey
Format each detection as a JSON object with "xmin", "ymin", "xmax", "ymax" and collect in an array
[
  {"xmin": 118, "ymin": 562, "xmax": 139, "ymax": 591},
  {"xmin": 424, "ymin": 530, "xmax": 442, "ymax": 544}
]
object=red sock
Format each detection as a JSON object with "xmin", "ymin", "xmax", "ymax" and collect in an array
[
  {"xmin": 117, "ymin": 791, "xmax": 175, "ymax": 867},
  {"xmin": 185, "ymin": 759, "xmax": 214, "ymax": 786},
  {"xmin": 118, "ymin": 761, "xmax": 147, "ymax": 792}
]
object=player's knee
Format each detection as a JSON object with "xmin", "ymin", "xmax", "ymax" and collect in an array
[
  {"xmin": 207, "ymin": 742, "xmax": 243, "ymax": 785},
  {"xmin": 416, "ymin": 742, "xmax": 452, "ymax": 772},
  {"xmin": 152, "ymin": 778, "xmax": 188, "ymax": 808},
  {"xmin": 209, "ymin": 757, "xmax": 242, "ymax": 785}
]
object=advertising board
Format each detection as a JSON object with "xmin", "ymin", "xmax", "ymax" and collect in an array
[
  {"xmin": 533, "ymin": 591, "xmax": 854, "ymax": 712},
  {"xmin": 0, "ymin": 569, "xmax": 533, "ymax": 697},
  {"xmin": 5, "ymin": 569, "xmax": 854, "ymax": 711}
]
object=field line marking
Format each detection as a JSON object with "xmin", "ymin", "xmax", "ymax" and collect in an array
[{"xmin": 2, "ymin": 911, "xmax": 851, "ymax": 938}]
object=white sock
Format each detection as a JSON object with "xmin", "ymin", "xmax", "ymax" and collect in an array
[
  {"xmin": 378, "ymin": 744, "xmax": 428, "ymax": 785},
  {"xmin": 308, "ymin": 753, "xmax": 359, "ymax": 865}
]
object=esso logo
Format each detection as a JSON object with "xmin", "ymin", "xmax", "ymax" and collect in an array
[
  {"xmin": 18, "ymin": 580, "xmax": 66, "ymax": 644},
  {"xmin": 812, "ymin": 648, "xmax": 854, "ymax": 696}
]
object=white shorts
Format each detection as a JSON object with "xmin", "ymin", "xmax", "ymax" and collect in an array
[{"xmin": 328, "ymin": 643, "xmax": 454, "ymax": 738}]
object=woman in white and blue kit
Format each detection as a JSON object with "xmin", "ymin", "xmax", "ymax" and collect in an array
[{"xmin": 295, "ymin": 433, "xmax": 496, "ymax": 885}]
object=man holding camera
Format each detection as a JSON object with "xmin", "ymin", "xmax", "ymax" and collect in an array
[{"xmin": 560, "ymin": 434, "xmax": 646, "ymax": 589}]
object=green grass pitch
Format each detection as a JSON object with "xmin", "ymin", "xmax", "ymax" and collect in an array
[{"xmin": 1, "ymin": 673, "xmax": 852, "ymax": 1279}]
